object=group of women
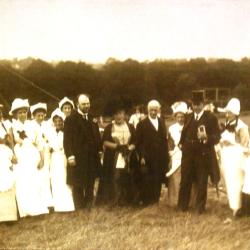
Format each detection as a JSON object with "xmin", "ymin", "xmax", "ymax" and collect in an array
[
  {"xmin": 1, "ymin": 95, "xmax": 250, "ymax": 224},
  {"xmin": 0, "ymin": 97, "xmax": 75, "ymax": 222}
]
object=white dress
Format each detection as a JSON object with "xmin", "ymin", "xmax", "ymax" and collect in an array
[
  {"xmin": 47, "ymin": 128, "xmax": 75, "ymax": 212},
  {"xmin": 167, "ymin": 123, "xmax": 183, "ymax": 207},
  {"xmin": 129, "ymin": 113, "xmax": 144, "ymax": 129},
  {"xmin": 219, "ymin": 119, "xmax": 249, "ymax": 212},
  {"xmin": 12, "ymin": 119, "xmax": 49, "ymax": 217},
  {"xmin": 29, "ymin": 120, "xmax": 53, "ymax": 208},
  {"xmin": 0, "ymin": 121, "xmax": 18, "ymax": 222}
]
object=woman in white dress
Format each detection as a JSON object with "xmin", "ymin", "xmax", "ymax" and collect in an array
[
  {"xmin": 29, "ymin": 103, "xmax": 53, "ymax": 209},
  {"xmin": 218, "ymin": 98, "xmax": 249, "ymax": 216},
  {"xmin": 166, "ymin": 102, "xmax": 187, "ymax": 207},
  {"xmin": 11, "ymin": 98, "xmax": 49, "ymax": 218},
  {"xmin": 47, "ymin": 108, "xmax": 75, "ymax": 212},
  {"xmin": 0, "ymin": 104, "xmax": 18, "ymax": 222},
  {"xmin": 59, "ymin": 97, "xmax": 75, "ymax": 118}
]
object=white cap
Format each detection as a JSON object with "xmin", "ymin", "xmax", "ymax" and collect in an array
[
  {"xmin": 147, "ymin": 100, "xmax": 161, "ymax": 109},
  {"xmin": 51, "ymin": 108, "xmax": 65, "ymax": 120},
  {"xmin": 9, "ymin": 98, "xmax": 29, "ymax": 116},
  {"xmin": 171, "ymin": 101, "xmax": 188, "ymax": 114},
  {"xmin": 30, "ymin": 103, "xmax": 47, "ymax": 115},
  {"xmin": 59, "ymin": 97, "xmax": 75, "ymax": 110},
  {"xmin": 218, "ymin": 98, "xmax": 240, "ymax": 116}
]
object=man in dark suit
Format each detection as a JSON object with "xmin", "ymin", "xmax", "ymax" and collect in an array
[
  {"xmin": 63, "ymin": 94, "xmax": 102, "ymax": 210},
  {"xmin": 136, "ymin": 100, "xmax": 169, "ymax": 205},
  {"xmin": 178, "ymin": 94, "xmax": 220, "ymax": 214}
]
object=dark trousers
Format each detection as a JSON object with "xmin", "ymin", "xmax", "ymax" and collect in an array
[
  {"xmin": 72, "ymin": 176, "xmax": 95, "ymax": 209},
  {"xmin": 178, "ymin": 148, "xmax": 209, "ymax": 213},
  {"xmin": 140, "ymin": 172, "xmax": 162, "ymax": 205}
]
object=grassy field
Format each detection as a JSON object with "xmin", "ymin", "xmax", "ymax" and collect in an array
[
  {"xmin": 1, "ymin": 113, "xmax": 250, "ymax": 250},
  {"xmin": 1, "ymin": 186, "xmax": 250, "ymax": 250}
]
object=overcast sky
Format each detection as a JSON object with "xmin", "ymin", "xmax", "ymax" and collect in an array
[{"xmin": 1, "ymin": 0, "xmax": 250, "ymax": 63}]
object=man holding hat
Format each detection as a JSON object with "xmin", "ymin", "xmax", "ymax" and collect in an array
[{"xmin": 178, "ymin": 93, "xmax": 220, "ymax": 214}]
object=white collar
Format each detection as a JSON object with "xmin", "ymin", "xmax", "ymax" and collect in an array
[
  {"xmin": 149, "ymin": 116, "xmax": 159, "ymax": 130},
  {"xmin": 77, "ymin": 109, "xmax": 88, "ymax": 117},
  {"xmin": 194, "ymin": 110, "xmax": 204, "ymax": 121}
]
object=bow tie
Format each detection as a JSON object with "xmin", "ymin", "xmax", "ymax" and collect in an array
[
  {"xmin": 18, "ymin": 130, "xmax": 27, "ymax": 139},
  {"xmin": 56, "ymin": 128, "xmax": 63, "ymax": 133}
]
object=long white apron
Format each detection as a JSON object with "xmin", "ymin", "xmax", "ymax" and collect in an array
[
  {"xmin": 220, "ymin": 144, "xmax": 244, "ymax": 211},
  {"xmin": 14, "ymin": 140, "xmax": 49, "ymax": 217},
  {"xmin": 50, "ymin": 150, "xmax": 75, "ymax": 212}
]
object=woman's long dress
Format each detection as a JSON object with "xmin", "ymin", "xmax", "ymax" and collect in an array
[
  {"xmin": 220, "ymin": 119, "xmax": 249, "ymax": 213},
  {"xmin": 12, "ymin": 119, "xmax": 49, "ymax": 217},
  {"xmin": 0, "ymin": 121, "xmax": 18, "ymax": 222},
  {"xmin": 96, "ymin": 122, "xmax": 137, "ymax": 205},
  {"xmin": 167, "ymin": 123, "xmax": 183, "ymax": 207},
  {"xmin": 47, "ymin": 129, "xmax": 75, "ymax": 212},
  {"xmin": 29, "ymin": 120, "xmax": 53, "ymax": 208}
]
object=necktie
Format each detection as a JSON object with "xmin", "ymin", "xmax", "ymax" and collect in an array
[
  {"xmin": 195, "ymin": 114, "xmax": 199, "ymax": 121},
  {"xmin": 83, "ymin": 114, "xmax": 88, "ymax": 120}
]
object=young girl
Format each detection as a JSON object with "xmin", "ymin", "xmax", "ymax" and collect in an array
[
  {"xmin": 0, "ymin": 104, "xmax": 18, "ymax": 222},
  {"xmin": 11, "ymin": 98, "xmax": 49, "ymax": 217},
  {"xmin": 29, "ymin": 103, "xmax": 53, "ymax": 209},
  {"xmin": 47, "ymin": 108, "xmax": 75, "ymax": 212},
  {"xmin": 218, "ymin": 98, "xmax": 249, "ymax": 217}
]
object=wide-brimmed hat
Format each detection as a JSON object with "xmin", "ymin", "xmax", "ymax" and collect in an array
[
  {"xmin": 171, "ymin": 101, "xmax": 188, "ymax": 114},
  {"xmin": 59, "ymin": 97, "xmax": 75, "ymax": 110},
  {"xmin": 51, "ymin": 108, "xmax": 65, "ymax": 120},
  {"xmin": 104, "ymin": 96, "xmax": 132, "ymax": 116},
  {"xmin": 30, "ymin": 103, "xmax": 47, "ymax": 115},
  {"xmin": 218, "ymin": 98, "xmax": 240, "ymax": 116},
  {"xmin": 9, "ymin": 98, "xmax": 29, "ymax": 116}
]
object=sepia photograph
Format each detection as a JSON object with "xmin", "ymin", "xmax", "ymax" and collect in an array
[{"xmin": 1, "ymin": 0, "xmax": 250, "ymax": 249}]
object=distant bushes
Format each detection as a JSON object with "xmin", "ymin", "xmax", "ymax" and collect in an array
[{"xmin": 1, "ymin": 57, "xmax": 250, "ymax": 114}]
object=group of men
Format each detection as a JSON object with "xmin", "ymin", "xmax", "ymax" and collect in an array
[{"xmin": 66, "ymin": 94, "xmax": 220, "ymax": 213}]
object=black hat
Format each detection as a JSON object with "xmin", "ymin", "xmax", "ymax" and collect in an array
[
  {"xmin": 192, "ymin": 92, "xmax": 204, "ymax": 105},
  {"xmin": 103, "ymin": 96, "xmax": 132, "ymax": 116}
]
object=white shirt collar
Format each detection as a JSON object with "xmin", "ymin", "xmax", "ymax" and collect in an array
[
  {"xmin": 194, "ymin": 110, "xmax": 204, "ymax": 121},
  {"xmin": 149, "ymin": 116, "xmax": 159, "ymax": 130},
  {"xmin": 77, "ymin": 109, "xmax": 88, "ymax": 118}
]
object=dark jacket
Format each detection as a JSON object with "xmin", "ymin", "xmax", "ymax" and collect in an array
[
  {"xmin": 96, "ymin": 122, "xmax": 138, "ymax": 204},
  {"xmin": 179, "ymin": 111, "xmax": 221, "ymax": 184},
  {"xmin": 102, "ymin": 122, "xmax": 137, "ymax": 173},
  {"xmin": 63, "ymin": 110, "xmax": 101, "ymax": 186},
  {"xmin": 136, "ymin": 117, "xmax": 169, "ymax": 178}
]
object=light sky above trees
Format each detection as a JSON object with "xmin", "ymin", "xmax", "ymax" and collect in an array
[{"xmin": 1, "ymin": 0, "xmax": 250, "ymax": 63}]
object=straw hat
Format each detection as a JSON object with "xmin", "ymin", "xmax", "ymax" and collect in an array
[{"xmin": 9, "ymin": 98, "xmax": 29, "ymax": 116}]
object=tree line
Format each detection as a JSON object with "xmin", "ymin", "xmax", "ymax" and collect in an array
[{"xmin": 1, "ymin": 57, "xmax": 250, "ymax": 115}]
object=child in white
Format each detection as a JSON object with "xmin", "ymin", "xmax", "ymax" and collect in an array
[{"xmin": 47, "ymin": 108, "xmax": 75, "ymax": 212}]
